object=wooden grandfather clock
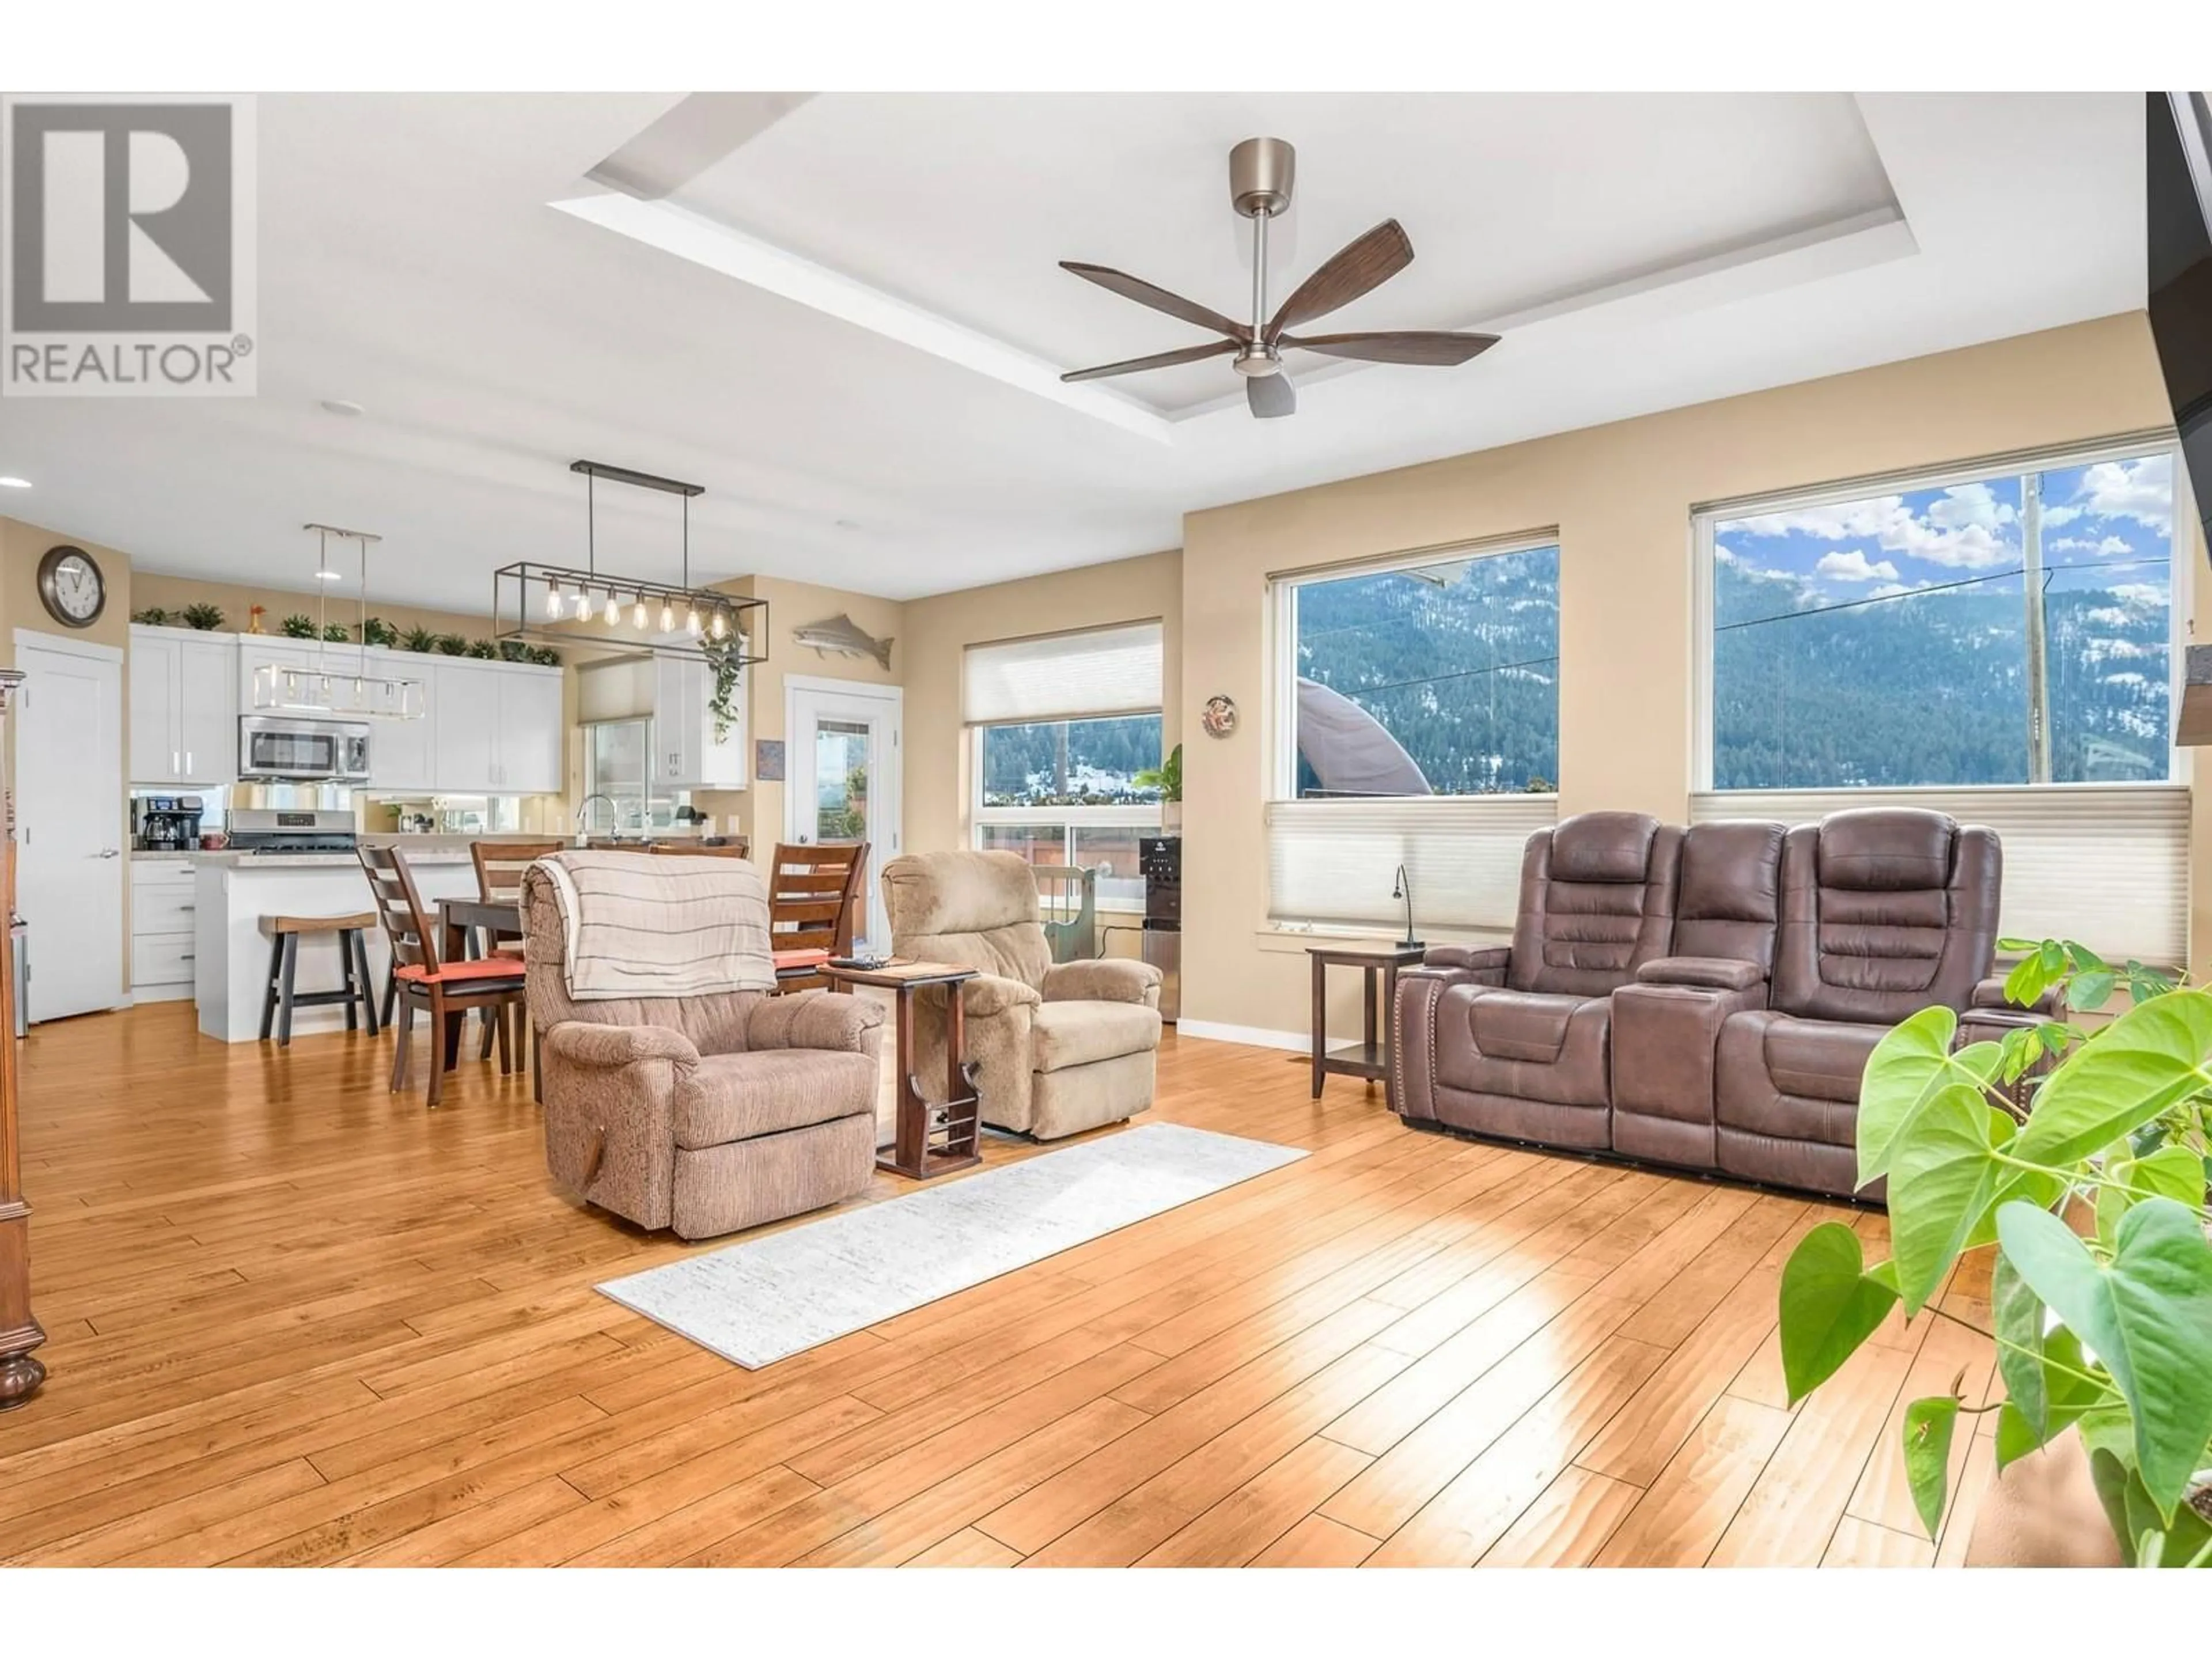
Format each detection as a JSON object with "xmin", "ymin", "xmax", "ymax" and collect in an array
[{"xmin": 0, "ymin": 669, "xmax": 43, "ymax": 1411}]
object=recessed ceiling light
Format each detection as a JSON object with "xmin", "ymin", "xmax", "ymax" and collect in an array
[
  {"xmin": 0, "ymin": 476, "xmax": 31, "ymax": 489},
  {"xmin": 313, "ymin": 569, "xmax": 345, "ymax": 581},
  {"xmin": 319, "ymin": 398, "xmax": 364, "ymax": 418}
]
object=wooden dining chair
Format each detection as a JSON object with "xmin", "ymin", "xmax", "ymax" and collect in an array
[
  {"xmin": 465, "ymin": 838, "xmax": 566, "ymax": 1058},
  {"xmin": 359, "ymin": 843, "xmax": 528, "ymax": 1108},
  {"xmin": 767, "ymin": 841, "xmax": 869, "ymax": 992}
]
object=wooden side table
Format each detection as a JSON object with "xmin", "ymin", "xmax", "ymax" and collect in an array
[
  {"xmin": 1308, "ymin": 942, "xmax": 1427, "ymax": 1107},
  {"xmin": 821, "ymin": 960, "xmax": 982, "ymax": 1180}
]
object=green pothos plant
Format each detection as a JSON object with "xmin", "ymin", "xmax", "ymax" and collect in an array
[
  {"xmin": 1778, "ymin": 939, "xmax": 2212, "ymax": 1566},
  {"xmin": 698, "ymin": 632, "xmax": 745, "ymax": 743}
]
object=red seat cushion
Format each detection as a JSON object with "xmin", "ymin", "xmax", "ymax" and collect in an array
[
  {"xmin": 395, "ymin": 958, "xmax": 527, "ymax": 985},
  {"xmin": 773, "ymin": 948, "xmax": 831, "ymax": 974},
  {"xmin": 491, "ymin": 945, "xmax": 525, "ymax": 960}
]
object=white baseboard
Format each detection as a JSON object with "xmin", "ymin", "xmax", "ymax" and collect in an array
[{"xmin": 1173, "ymin": 1018, "xmax": 1310, "ymax": 1053}]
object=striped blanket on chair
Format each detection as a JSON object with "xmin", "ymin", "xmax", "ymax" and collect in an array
[{"xmin": 529, "ymin": 851, "xmax": 775, "ymax": 1001}]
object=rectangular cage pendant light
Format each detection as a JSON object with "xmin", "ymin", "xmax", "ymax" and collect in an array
[
  {"xmin": 490, "ymin": 461, "xmax": 770, "ymax": 666},
  {"xmin": 251, "ymin": 660, "xmax": 428, "ymax": 719},
  {"xmin": 247, "ymin": 524, "xmax": 427, "ymax": 718}
]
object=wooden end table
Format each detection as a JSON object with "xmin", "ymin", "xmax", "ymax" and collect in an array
[
  {"xmin": 1308, "ymin": 942, "xmax": 1427, "ymax": 1107},
  {"xmin": 820, "ymin": 961, "xmax": 982, "ymax": 1180}
]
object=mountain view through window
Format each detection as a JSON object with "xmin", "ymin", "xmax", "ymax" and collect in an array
[
  {"xmin": 1290, "ymin": 546, "xmax": 1560, "ymax": 797},
  {"xmin": 1711, "ymin": 452, "xmax": 2175, "ymax": 789}
]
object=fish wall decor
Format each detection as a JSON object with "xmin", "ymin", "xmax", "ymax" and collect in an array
[{"xmin": 792, "ymin": 612, "xmax": 893, "ymax": 670}]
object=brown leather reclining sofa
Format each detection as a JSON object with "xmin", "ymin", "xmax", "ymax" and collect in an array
[{"xmin": 1393, "ymin": 806, "xmax": 2006, "ymax": 1202}]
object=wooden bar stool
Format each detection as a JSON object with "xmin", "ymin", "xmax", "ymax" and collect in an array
[{"xmin": 259, "ymin": 912, "xmax": 381, "ymax": 1047}]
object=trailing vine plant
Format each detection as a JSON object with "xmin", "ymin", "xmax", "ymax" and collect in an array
[{"xmin": 699, "ymin": 632, "xmax": 745, "ymax": 743}]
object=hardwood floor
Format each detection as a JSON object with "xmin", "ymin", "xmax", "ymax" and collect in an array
[{"xmin": 0, "ymin": 1003, "xmax": 1996, "ymax": 1567}]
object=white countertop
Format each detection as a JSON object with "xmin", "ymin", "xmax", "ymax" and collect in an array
[{"xmin": 197, "ymin": 850, "xmax": 479, "ymax": 868}]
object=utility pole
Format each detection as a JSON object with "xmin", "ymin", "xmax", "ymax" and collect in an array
[{"xmin": 2022, "ymin": 474, "xmax": 2051, "ymax": 782}]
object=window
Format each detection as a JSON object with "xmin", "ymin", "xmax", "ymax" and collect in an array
[
  {"xmin": 1266, "ymin": 539, "xmax": 1562, "ymax": 934},
  {"xmin": 1282, "ymin": 542, "xmax": 1560, "ymax": 798},
  {"xmin": 1694, "ymin": 440, "xmax": 2190, "ymax": 964},
  {"xmin": 1701, "ymin": 446, "xmax": 2180, "ymax": 790},
  {"xmin": 965, "ymin": 623, "xmax": 1164, "ymax": 911},
  {"xmin": 581, "ymin": 718, "xmax": 691, "ymax": 835}
]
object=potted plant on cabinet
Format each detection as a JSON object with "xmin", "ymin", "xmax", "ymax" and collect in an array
[
  {"xmin": 1136, "ymin": 743, "xmax": 1183, "ymax": 835},
  {"xmin": 1776, "ymin": 940, "xmax": 2212, "ymax": 1567}
]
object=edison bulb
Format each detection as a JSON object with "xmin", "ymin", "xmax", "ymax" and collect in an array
[
  {"xmin": 603, "ymin": 592, "xmax": 620, "ymax": 626},
  {"xmin": 543, "ymin": 581, "xmax": 563, "ymax": 619},
  {"xmin": 660, "ymin": 601, "xmax": 675, "ymax": 632},
  {"xmin": 685, "ymin": 606, "xmax": 702, "ymax": 637},
  {"xmin": 632, "ymin": 595, "xmax": 647, "ymax": 628},
  {"xmin": 710, "ymin": 610, "xmax": 728, "ymax": 639}
]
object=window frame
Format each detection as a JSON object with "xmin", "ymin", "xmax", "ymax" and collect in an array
[
  {"xmin": 1690, "ymin": 432, "xmax": 2193, "ymax": 796},
  {"xmin": 1268, "ymin": 529, "xmax": 1565, "ymax": 803}
]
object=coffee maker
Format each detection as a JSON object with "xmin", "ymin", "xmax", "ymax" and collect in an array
[{"xmin": 133, "ymin": 796, "xmax": 206, "ymax": 853}]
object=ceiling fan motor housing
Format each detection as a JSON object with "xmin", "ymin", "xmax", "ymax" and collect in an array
[{"xmin": 1230, "ymin": 137, "xmax": 1296, "ymax": 219}]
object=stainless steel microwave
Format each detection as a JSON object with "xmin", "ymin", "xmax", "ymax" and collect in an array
[{"xmin": 238, "ymin": 715, "xmax": 372, "ymax": 783}]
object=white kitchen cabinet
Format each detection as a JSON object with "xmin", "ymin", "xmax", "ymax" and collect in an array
[
  {"xmin": 363, "ymin": 648, "xmax": 437, "ymax": 791},
  {"xmin": 652, "ymin": 656, "xmax": 746, "ymax": 790},
  {"xmin": 430, "ymin": 659, "xmax": 563, "ymax": 796},
  {"xmin": 130, "ymin": 857, "xmax": 199, "ymax": 1003},
  {"xmin": 499, "ymin": 665, "xmax": 564, "ymax": 796},
  {"xmin": 431, "ymin": 661, "xmax": 502, "ymax": 793},
  {"xmin": 129, "ymin": 624, "xmax": 239, "ymax": 785}
]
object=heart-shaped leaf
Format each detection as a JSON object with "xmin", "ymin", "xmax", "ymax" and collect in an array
[
  {"xmin": 1902, "ymin": 1395, "xmax": 1960, "ymax": 1539},
  {"xmin": 1888, "ymin": 1085, "xmax": 2006, "ymax": 1312},
  {"xmin": 1992, "ymin": 1328, "xmax": 2106, "ymax": 1469},
  {"xmin": 2128, "ymin": 1143, "xmax": 2209, "ymax": 1209},
  {"xmin": 2013, "ymin": 990, "xmax": 2212, "ymax": 1169},
  {"xmin": 1854, "ymin": 1006, "xmax": 1961, "ymax": 1187},
  {"xmin": 1997, "ymin": 1197, "xmax": 2212, "ymax": 1519},
  {"xmin": 1777, "ymin": 1222, "xmax": 1900, "ymax": 1404},
  {"xmin": 1990, "ymin": 1250, "xmax": 2047, "ymax": 1436}
]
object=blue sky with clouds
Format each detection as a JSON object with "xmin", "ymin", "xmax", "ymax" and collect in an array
[{"xmin": 1715, "ymin": 451, "xmax": 2174, "ymax": 620}]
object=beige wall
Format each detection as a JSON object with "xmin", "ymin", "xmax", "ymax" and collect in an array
[
  {"xmin": 1179, "ymin": 312, "xmax": 2182, "ymax": 1041},
  {"xmin": 900, "ymin": 550, "xmax": 1183, "ymax": 861},
  {"xmin": 695, "ymin": 574, "xmax": 907, "ymax": 859}
]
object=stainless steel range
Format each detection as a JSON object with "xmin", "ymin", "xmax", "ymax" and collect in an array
[{"xmin": 226, "ymin": 809, "xmax": 360, "ymax": 857}]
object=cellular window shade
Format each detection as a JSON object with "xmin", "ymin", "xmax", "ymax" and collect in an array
[
  {"xmin": 964, "ymin": 622, "xmax": 1163, "ymax": 727},
  {"xmin": 1690, "ymin": 785, "xmax": 2188, "ymax": 967},
  {"xmin": 1266, "ymin": 797, "xmax": 1558, "ymax": 933}
]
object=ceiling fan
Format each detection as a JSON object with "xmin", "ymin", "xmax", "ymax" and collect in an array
[{"xmin": 1058, "ymin": 138, "xmax": 1499, "ymax": 419}]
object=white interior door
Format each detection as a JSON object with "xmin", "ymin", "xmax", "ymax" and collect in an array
[
  {"xmin": 785, "ymin": 677, "xmax": 902, "ymax": 954},
  {"xmin": 17, "ymin": 634, "xmax": 125, "ymax": 1021}
]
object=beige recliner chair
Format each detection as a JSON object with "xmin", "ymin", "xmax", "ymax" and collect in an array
[
  {"xmin": 519, "ymin": 861, "xmax": 885, "ymax": 1239},
  {"xmin": 880, "ymin": 850, "xmax": 1162, "ymax": 1140}
]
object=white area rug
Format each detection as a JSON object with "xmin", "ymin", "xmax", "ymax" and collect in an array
[{"xmin": 596, "ymin": 1122, "xmax": 1307, "ymax": 1369}]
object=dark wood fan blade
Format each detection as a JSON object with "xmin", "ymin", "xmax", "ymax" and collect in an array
[
  {"xmin": 1060, "ymin": 339, "xmax": 1239, "ymax": 383},
  {"xmin": 1280, "ymin": 330, "xmax": 1499, "ymax": 366},
  {"xmin": 1246, "ymin": 370, "xmax": 1296, "ymax": 419},
  {"xmin": 1265, "ymin": 219, "xmax": 1414, "ymax": 340},
  {"xmin": 1059, "ymin": 262, "xmax": 1249, "ymax": 340}
]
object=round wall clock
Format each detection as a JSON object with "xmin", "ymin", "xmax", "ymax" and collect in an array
[
  {"xmin": 1200, "ymin": 694, "xmax": 1239, "ymax": 738},
  {"xmin": 36, "ymin": 545, "xmax": 106, "ymax": 630}
]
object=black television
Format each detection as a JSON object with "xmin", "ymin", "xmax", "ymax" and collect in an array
[{"xmin": 2146, "ymin": 92, "xmax": 2212, "ymax": 557}]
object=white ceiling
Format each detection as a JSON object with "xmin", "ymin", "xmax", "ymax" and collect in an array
[{"xmin": 0, "ymin": 91, "xmax": 2147, "ymax": 610}]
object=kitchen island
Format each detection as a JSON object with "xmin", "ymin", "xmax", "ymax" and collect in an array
[{"xmin": 193, "ymin": 850, "xmax": 484, "ymax": 1043}]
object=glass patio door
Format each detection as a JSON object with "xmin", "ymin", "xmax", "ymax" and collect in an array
[{"xmin": 785, "ymin": 677, "xmax": 902, "ymax": 953}]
